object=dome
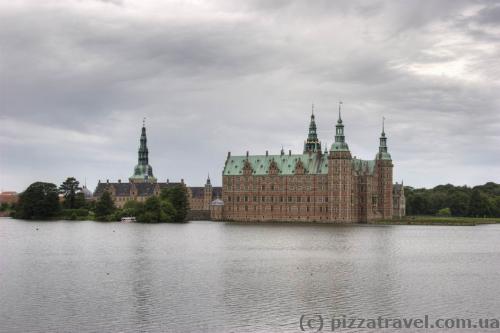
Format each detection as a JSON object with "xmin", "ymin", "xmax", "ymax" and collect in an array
[
  {"xmin": 80, "ymin": 186, "xmax": 93, "ymax": 199},
  {"xmin": 211, "ymin": 198, "xmax": 224, "ymax": 206}
]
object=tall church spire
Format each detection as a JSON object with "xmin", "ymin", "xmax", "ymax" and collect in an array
[
  {"xmin": 303, "ymin": 104, "xmax": 322, "ymax": 153},
  {"xmin": 130, "ymin": 119, "xmax": 157, "ymax": 183},
  {"xmin": 377, "ymin": 117, "xmax": 391, "ymax": 160},
  {"xmin": 138, "ymin": 118, "xmax": 149, "ymax": 165},
  {"xmin": 330, "ymin": 101, "xmax": 349, "ymax": 152}
]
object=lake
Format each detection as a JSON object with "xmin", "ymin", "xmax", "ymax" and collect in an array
[{"xmin": 1, "ymin": 218, "xmax": 499, "ymax": 332}]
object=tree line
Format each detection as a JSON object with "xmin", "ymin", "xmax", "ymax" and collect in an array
[
  {"xmin": 405, "ymin": 182, "xmax": 500, "ymax": 217},
  {"xmin": 12, "ymin": 177, "xmax": 189, "ymax": 222}
]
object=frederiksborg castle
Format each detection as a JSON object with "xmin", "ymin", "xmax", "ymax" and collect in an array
[{"xmin": 94, "ymin": 105, "xmax": 405, "ymax": 223}]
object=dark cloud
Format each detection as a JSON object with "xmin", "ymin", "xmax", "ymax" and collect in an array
[{"xmin": 0, "ymin": 0, "xmax": 499, "ymax": 192}]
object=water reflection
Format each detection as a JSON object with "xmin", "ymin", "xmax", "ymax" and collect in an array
[{"xmin": 1, "ymin": 219, "xmax": 500, "ymax": 333}]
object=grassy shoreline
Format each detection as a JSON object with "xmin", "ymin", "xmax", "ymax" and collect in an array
[{"xmin": 374, "ymin": 216, "xmax": 500, "ymax": 226}]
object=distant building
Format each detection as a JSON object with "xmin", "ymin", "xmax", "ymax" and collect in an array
[
  {"xmin": 218, "ymin": 104, "xmax": 405, "ymax": 223},
  {"xmin": 79, "ymin": 185, "xmax": 93, "ymax": 200},
  {"xmin": 0, "ymin": 191, "xmax": 18, "ymax": 205},
  {"xmin": 188, "ymin": 175, "xmax": 222, "ymax": 211},
  {"xmin": 93, "ymin": 121, "xmax": 221, "ymax": 214}
]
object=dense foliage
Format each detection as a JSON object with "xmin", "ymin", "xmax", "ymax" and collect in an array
[
  {"xmin": 95, "ymin": 184, "xmax": 189, "ymax": 223},
  {"xmin": 59, "ymin": 177, "xmax": 85, "ymax": 209},
  {"xmin": 95, "ymin": 192, "xmax": 115, "ymax": 220},
  {"xmin": 405, "ymin": 182, "xmax": 500, "ymax": 217},
  {"xmin": 15, "ymin": 182, "xmax": 60, "ymax": 219}
]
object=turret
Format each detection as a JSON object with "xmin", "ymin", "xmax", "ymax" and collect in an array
[
  {"xmin": 376, "ymin": 117, "xmax": 392, "ymax": 160},
  {"xmin": 303, "ymin": 104, "xmax": 322, "ymax": 153},
  {"xmin": 328, "ymin": 101, "xmax": 353, "ymax": 222},
  {"xmin": 204, "ymin": 173, "xmax": 213, "ymax": 210},
  {"xmin": 375, "ymin": 117, "xmax": 393, "ymax": 219},
  {"xmin": 330, "ymin": 101, "xmax": 350, "ymax": 153}
]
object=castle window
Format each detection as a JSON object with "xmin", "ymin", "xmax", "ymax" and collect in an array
[
  {"xmin": 288, "ymin": 196, "xmax": 292, "ymax": 202},
  {"xmin": 237, "ymin": 196, "xmax": 240, "ymax": 202},
  {"xmin": 244, "ymin": 196, "xmax": 248, "ymax": 202},
  {"xmin": 262, "ymin": 196, "xmax": 265, "ymax": 202},
  {"xmin": 297, "ymin": 196, "xmax": 301, "ymax": 203},
  {"xmin": 280, "ymin": 196, "xmax": 283, "ymax": 202},
  {"xmin": 325, "ymin": 197, "xmax": 328, "ymax": 202},
  {"xmin": 254, "ymin": 196, "xmax": 257, "ymax": 202},
  {"xmin": 307, "ymin": 196, "xmax": 310, "ymax": 202}
]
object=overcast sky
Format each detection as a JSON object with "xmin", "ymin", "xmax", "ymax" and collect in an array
[{"xmin": 1, "ymin": 0, "xmax": 499, "ymax": 192}]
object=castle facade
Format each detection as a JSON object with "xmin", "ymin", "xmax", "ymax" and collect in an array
[{"xmin": 216, "ymin": 105, "xmax": 405, "ymax": 223}]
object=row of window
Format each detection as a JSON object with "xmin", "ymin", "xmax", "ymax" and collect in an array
[
  {"xmin": 225, "ymin": 184, "xmax": 328, "ymax": 191},
  {"xmin": 225, "ymin": 177, "xmax": 327, "ymax": 186},
  {"xmin": 225, "ymin": 205, "xmax": 331, "ymax": 213},
  {"xmin": 226, "ymin": 195, "xmax": 331, "ymax": 203}
]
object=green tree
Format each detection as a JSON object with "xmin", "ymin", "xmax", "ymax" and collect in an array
[
  {"xmin": 160, "ymin": 185, "xmax": 189, "ymax": 222},
  {"xmin": 16, "ymin": 182, "xmax": 60, "ymax": 219},
  {"xmin": 448, "ymin": 191, "xmax": 469, "ymax": 216},
  {"xmin": 0, "ymin": 202, "xmax": 8, "ymax": 212},
  {"xmin": 436, "ymin": 207, "xmax": 452, "ymax": 217},
  {"xmin": 59, "ymin": 177, "xmax": 81, "ymax": 209},
  {"xmin": 134, "ymin": 197, "xmax": 176, "ymax": 223},
  {"xmin": 74, "ymin": 192, "xmax": 86, "ymax": 209},
  {"xmin": 95, "ymin": 192, "xmax": 115, "ymax": 220},
  {"xmin": 468, "ymin": 189, "xmax": 491, "ymax": 217}
]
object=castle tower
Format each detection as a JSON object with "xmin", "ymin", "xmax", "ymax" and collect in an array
[
  {"xmin": 375, "ymin": 117, "xmax": 393, "ymax": 219},
  {"xmin": 328, "ymin": 102, "xmax": 353, "ymax": 222},
  {"xmin": 303, "ymin": 104, "xmax": 322, "ymax": 153},
  {"xmin": 129, "ymin": 118, "xmax": 157, "ymax": 183},
  {"xmin": 203, "ymin": 174, "xmax": 213, "ymax": 210}
]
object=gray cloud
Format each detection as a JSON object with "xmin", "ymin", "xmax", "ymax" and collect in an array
[{"xmin": 0, "ymin": 0, "xmax": 499, "ymax": 192}]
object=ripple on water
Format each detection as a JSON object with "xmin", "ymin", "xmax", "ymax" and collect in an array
[{"xmin": 1, "ymin": 220, "xmax": 500, "ymax": 332}]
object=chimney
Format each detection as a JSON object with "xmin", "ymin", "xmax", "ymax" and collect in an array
[
  {"xmin": 227, "ymin": 151, "xmax": 231, "ymax": 158},
  {"xmin": 106, "ymin": 179, "xmax": 109, "ymax": 183},
  {"xmin": 246, "ymin": 151, "xmax": 249, "ymax": 158},
  {"xmin": 181, "ymin": 179, "xmax": 184, "ymax": 184},
  {"xmin": 266, "ymin": 150, "xmax": 268, "ymax": 156},
  {"xmin": 288, "ymin": 150, "xmax": 291, "ymax": 156},
  {"xmin": 166, "ymin": 178, "xmax": 169, "ymax": 184},
  {"xmin": 118, "ymin": 179, "xmax": 121, "ymax": 183}
]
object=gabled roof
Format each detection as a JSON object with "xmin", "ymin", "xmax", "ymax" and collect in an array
[
  {"xmin": 352, "ymin": 158, "xmax": 376, "ymax": 175},
  {"xmin": 223, "ymin": 153, "xmax": 329, "ymax": 176}
]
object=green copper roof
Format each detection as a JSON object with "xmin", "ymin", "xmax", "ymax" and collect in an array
[
  {"xmin": 332, "ymin": 103, "xmax": 350, "ymax": 152},
  {"xmin": 223, "ymin": 153, "xmax": 329, "ymax": 176},
  {"xmin": 330, "ymin": 141, "xmax": 350, "ymax": 151},
  {"xmin": 223, "ymin": 153, "xmax": 378, "ymax": 176},
  {"xmin": 303, "ymin": 108, "xmax": 322, "ymax": 153},
  {"xmin": 376, "ymin": 152, "xmax": 392, "ymax": 160},
  {"xmin": 377, "ymin": 117, "xmax": 391, "ymax": 160},
  {"xmin": 352, "ymin": 158, "xmax": 376, "ymax": 174},
  {"xmin": 129, "ymin": 122, "xmax": 157, "ymax": 182}
]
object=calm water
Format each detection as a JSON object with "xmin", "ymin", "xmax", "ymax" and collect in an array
[{"xmin": 1, "ymin": 218, "xmax": 499, "ymax": 333}]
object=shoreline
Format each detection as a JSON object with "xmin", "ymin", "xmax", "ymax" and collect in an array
[{"xmin": 2, "ymin": 216, "xmax": 500, "ymax": 226}]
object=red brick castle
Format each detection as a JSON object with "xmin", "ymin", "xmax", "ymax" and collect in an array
[{"xmin": 216, "ymin": 103, "xmax": 405, "ymax": 223}]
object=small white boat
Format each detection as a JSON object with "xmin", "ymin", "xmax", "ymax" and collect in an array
[{"xmin": 121, "ymin": 217, "xmax": 136, "ymax": 223}]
